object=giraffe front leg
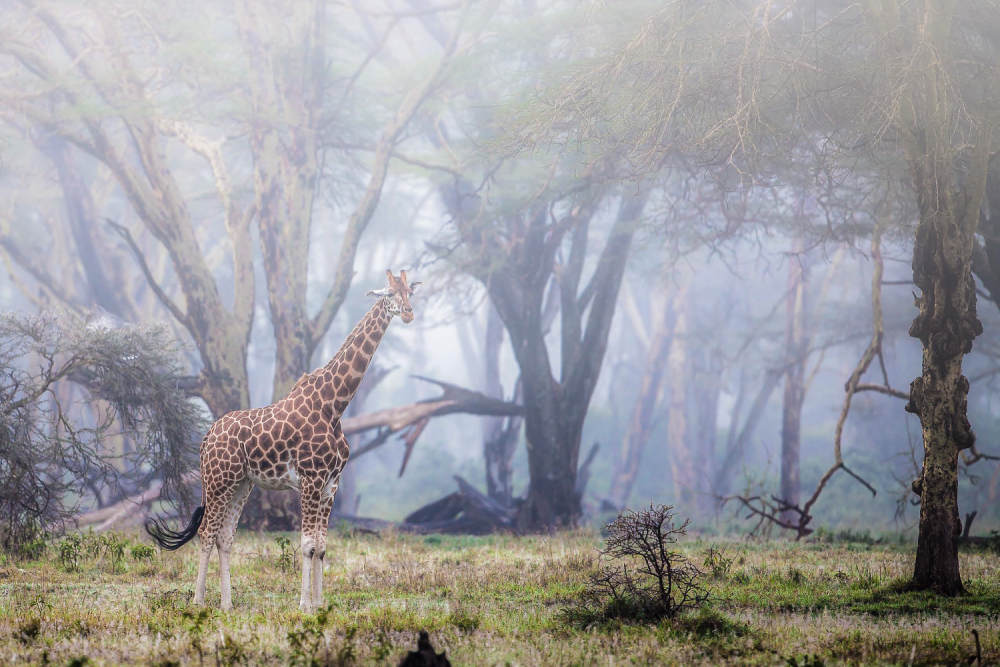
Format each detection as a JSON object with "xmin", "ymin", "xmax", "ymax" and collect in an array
[
  {"xmin": 312, "ymin": 492, "xmax": 336, "ymax": 607},
  {"xmin": 299, "ymin": 541, "xmax": 314, "ymax": 613}
]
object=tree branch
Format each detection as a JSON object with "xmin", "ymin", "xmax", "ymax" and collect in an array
[{"xmin": 105, "ymin": 219, "xmax": 190, "ymax": 329}]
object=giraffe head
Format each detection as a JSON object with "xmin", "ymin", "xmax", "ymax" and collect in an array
[{"xmin": 366, "ymin": 269, "xmax": 422, "ymax": 323}]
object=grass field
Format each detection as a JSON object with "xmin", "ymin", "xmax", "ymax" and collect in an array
[{"xmin": 1, "ymin": 528, "xmax": 998, "ymax": 666}]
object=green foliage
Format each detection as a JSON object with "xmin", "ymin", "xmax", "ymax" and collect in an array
[
  {"xmin": 2, "ymin": 532, "xmax": 999, "ymax": 664},
  {"xmin": 785, "ymin": 656, "xmax": 826, "ymax": 667},
  {"xmin": 447, "ymin": 609, "xmax": 481, "ymax": 633},
  {"xmin": 99, "ymin": 532, "xmax": 129, "ymax": 573},
  {"xmin": 0, "ymin": 312, "xmax": 205, "ymax": 556},
  {"xmin": 218, "ymin": 633, "xmax": 249, "ymax": 667},
  {"xmin": 58, "ymin": 534, "xmax": 84, "ymax": 572},
  {"xmin": 17, "ymin": 618, "xmax": 40, "ymax": 646},
  {"xmin": 286, "ymin": 604, "xmax": 357, "ymax": 667},
  {"xmin": 131, "ymin": 543, "xmax": 156, "ymax": 563},
  {"xmin": 274, "ymin": 535, "xmax": 294, "ymax": 573},
  {"xmin": 670, "ymin": 606, "xmax": 751, "ymax": 640},
  {"xmin": 181, "ymin": 608, "xmax": 211, "ymax": 665},
  {"xmin": 984, "ymin": 531, "xmax": 1000, "ymax": 556},
  {"xmin": 58, "ymin": 530, "xmax": 142, "ymax": 573},
  {"xmin": 703, "ymin": 544, "xmax": 738, "ymax": 579}
]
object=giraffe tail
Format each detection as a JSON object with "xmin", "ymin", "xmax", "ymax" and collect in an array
[{"xmin": 145, "ymin": 506, "xmax": 204, "ymax": 551}]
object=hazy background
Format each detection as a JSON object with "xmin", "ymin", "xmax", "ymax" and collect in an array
[{"xmin": 1, "ymin": 0, "xmax": 998, "ymax": 538}]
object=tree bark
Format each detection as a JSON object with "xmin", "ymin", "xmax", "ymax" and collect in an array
[{"xmin": 883, "ymin": 2, "xmax": 994, "ymax": 596}]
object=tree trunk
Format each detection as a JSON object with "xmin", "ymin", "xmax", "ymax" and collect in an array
[
  {"xmin": 666, "ymin": 284, "xmax": 694, "ymax": 507},
  {"xmin": 906, "ymin": 218, "xmax": 982, "ymax": 595},
  {"xmin": 512, "ymin": 193, "xmax": 646, "ymax": 530},
  {"xmin": 895, "ymin": 3, "xmax": 992, "ymax": 595},
  {"xmin": 481, "ymin": 303, "xmax": 521, "ymax": 505},
  {"xmin": 691, "ymin": 346, "xmax": 722, "ymax": 515},
  {"xmin": 606, "ymin": 286, "xmax": 675, "ymax": 510},
  {"xmin": 780, "ymin": 243, "xmax": 809, "ymax": 519}
]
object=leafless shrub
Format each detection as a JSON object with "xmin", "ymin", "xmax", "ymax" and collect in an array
[
  {"xmin": 564, "ymin": 504, "xmax": 709, "ymax": 625},
  {"xmin": 0, "ymin": 312, "xmax": 205, "ymax": 555}
]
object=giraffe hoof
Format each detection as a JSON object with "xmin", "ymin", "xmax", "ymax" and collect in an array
[{"xmin": 299, "ymin": 601, "xmax": 314, "ymax": 614}]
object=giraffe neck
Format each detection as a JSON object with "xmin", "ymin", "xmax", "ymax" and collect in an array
[{"xmin": 318, "ymin": 298, "xmax": 393, "ymax": 421}]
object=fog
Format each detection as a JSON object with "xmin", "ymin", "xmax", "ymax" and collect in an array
[{"xmin": 1, "ymin": 0, "xmax": 998, "ymax": 542}]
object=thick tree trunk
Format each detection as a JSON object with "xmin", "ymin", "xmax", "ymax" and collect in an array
[
  {"xmin": 606, "ymin": 288, "xmax": 675, "ymax": 509},
  {"xmin": 857, "ymin": 0, "xmax": 993, "ymax": 595},
  {"xmin": 906, "ymin": 217, "xmax": 983, "ymax": 595},
  {"xmin": 512, "ymin": 193, "xmax": 645, "ymax": 530},
  {"xmin": 780, "ymin": 244, "xmax": 809, "ymax": 519}
]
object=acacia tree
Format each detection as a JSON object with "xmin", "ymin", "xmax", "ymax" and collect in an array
[
  {"xmin": 431, "ymin": 168, "xmax": 649, "ymax": 528},
  {"xmin": 0, "ymin": 0, "xmax": 466, "ymax": 406},
  {"xmin": 513, "ymin": 0, "xmax": 999, "ymax": 594},
  {"xmin": 0, "ymin": 0, "xmax": 470, "ymax": 525}
]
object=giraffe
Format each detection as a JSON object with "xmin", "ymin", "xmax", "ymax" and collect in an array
[{"xmin": 147, "ymin": 270, "xmax": 421, "ymax": 612}]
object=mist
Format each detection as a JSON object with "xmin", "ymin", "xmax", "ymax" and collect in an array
[{"xmin": 2, "ymin": 0, "xmax": 999, "ymax": 547}]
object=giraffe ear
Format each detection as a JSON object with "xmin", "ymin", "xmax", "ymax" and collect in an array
[
  {"xmin": 366, "ymin": 288, "xmax": 392, "ymax": 298},
  {"xmin": 408, "ymin": 281, "xmax": 423, "ymax": 295}
]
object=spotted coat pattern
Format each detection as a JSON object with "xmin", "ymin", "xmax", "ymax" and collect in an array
[{"xmin": 194, "ymin": 293, "xmax": 400, "ymax": 611}]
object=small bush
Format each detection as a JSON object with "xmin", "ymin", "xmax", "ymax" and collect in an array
[
  {"xmin": 181, "ymin": 608, "xmax": 211, "ymax": 665},
  {"xmin": 17, "ymin": 618, "xmax": 41, "ymax": 646},
  {"xmin": 287, "ymin": 604, "xmax": 357, "ymax": 666},
  {"xmin": 58, "ymin": 534, "xmax": 84, "ymax": 572},
  {"xmin": 101, "ymin": 532, "xmax": 129, "ymax": 572},
  {"xmin": 702, "ymin": 545, "xmax": 737, "ymax": 579},
  {"xmin": 564, "ymin": 504, "xmax": 709, "ymax": 626},
  {"xmin": 983, "ymin": 531, "xmax": 1000, "ymax": 556},
  {"xmin": 447, "ymin": 610, "xmax": 480, "ymax": 633},
  {"xmin": 131, "ymin": 543, "xmax": 156, "ymax": 563},
  {"xmin": 274, "ymin": 535, "xmax": 294, "ymax": 573},
  {"xmin": 218, "ymin": 633, "xmax": 248, "ymax": 666}
]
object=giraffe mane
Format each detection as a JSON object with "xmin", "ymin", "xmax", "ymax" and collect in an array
[{"xmin": 285, "ymin": 297, "xmax": 388, "ymax": 399}]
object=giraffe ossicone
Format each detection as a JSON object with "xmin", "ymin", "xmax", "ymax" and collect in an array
[{"xmin": 146, "ymin": 270, "xmax": 420, "ymax": 612}]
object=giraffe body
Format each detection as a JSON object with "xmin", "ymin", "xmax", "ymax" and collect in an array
[{"xmin": 147, "ymin": 271, "xmax": 420, "ymax": 611}]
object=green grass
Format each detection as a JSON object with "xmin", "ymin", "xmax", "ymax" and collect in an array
[{"xmin": 1, "ymin": 530, "xmax": 998, "ymax": 665}]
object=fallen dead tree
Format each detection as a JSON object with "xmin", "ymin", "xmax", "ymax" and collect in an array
[
  {"xmin": 75, "ymin": 376, "xmax": 522, "ymax": 532},
  {"xmin": 328, "ymin": 475, "xmax": 518, "ymax": 535}
]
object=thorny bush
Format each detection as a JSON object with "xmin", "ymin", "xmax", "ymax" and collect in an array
[
  {"xmin": 565, "ymin": 504, "xmax": 709, "ymax": 626},
  {"xmin": 0, "ymin": 312, "xmax": 206, "ymax": 555}
]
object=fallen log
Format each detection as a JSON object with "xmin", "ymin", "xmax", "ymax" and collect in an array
[
  {"xmin": 404, "ymin": 475, "xmax": 517, "ymax": 533},
  {"xmin": 72, "ymin": 376, "xmax": 522, "ymax": 531}
]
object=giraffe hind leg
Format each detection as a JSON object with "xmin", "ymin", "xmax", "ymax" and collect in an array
[
  {"xmin": 299, "ymin": 477, "xmax": 335, "ymax": 613},
  {"xmin": 218, "ymin": 479, "xmax": 253, "ymax": 611},
  {"xmin": 196, "ymin": 471, "xmax": 247, "ymax": 608}
]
